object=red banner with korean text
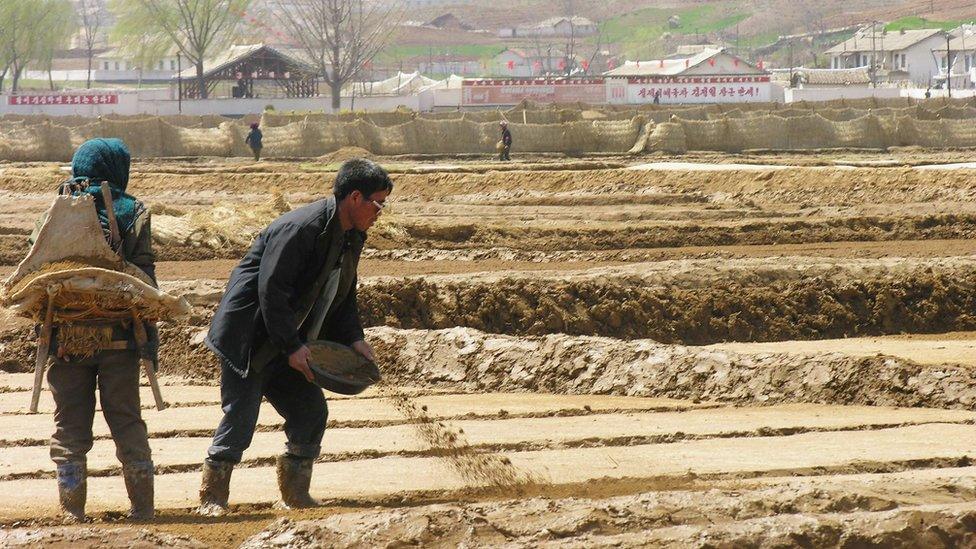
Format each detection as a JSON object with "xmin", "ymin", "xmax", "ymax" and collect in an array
[
  {"xmin": 461, "ymin": 78, "xmax": 605, "ymax": 106},
  {"xmin": 8, "ymin": 94, "xmax": 119, "ymax": 106}
]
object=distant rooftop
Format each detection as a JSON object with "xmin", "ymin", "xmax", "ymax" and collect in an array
[{"xmin": 825, "ymin": 28, "xmax": 943, "ymax": 54}]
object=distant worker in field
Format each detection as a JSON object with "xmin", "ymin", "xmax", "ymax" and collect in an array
[
  {"xmin": 499, "ymin": 120, "xmax": 512, "ymax": 161},
  {"xmin": 653, "ymin": 90, "xmax": 661, "ymax": 104},
  {"xmin": 198, "ymin": 158, "xmax": 392, "ymax": 514},
  {"xmin": 245, "ymin": 122, "xmax": 263, "ymax": 161},
  {"xmin": 43, "ymin": 139, "xmax": 158, "ymax": 522}
]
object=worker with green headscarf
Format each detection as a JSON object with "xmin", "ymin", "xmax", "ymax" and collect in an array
[{"xmin": 34, "ymin": 138, "xmax": 158, "ymax": 522}]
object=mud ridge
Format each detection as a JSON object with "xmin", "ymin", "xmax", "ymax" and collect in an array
[
  {"xmin": 359, "ymin": 267, "xmax": 976, "ymax": 343},
  {"xmin": 369, "ymin": 213, "xmax": 976, "ymax": 252},
  {"xmin": 5, "ymin": 423, "xmax": 970, "ymax": 482},
  {"xmin": 0, "ymin": 405, "xmax": 697, "ymax": 448},
  {"xmin": 239, "ymin": 479, "xmax": 976, "ymax": 548},
  {"xmin": 0, "ymin": 526, "xmax": 205, "ymax": 548},
  {"xmin": 372, "ymin": 327, "xmax": 976, "ymax": 410}
]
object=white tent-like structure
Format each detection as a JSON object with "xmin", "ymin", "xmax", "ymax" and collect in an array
[{"xmin": 348, "ymin": 72, "xmax": 440, "ymax": 96}]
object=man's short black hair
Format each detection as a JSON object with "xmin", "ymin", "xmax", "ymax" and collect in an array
[{"xmin": 333, "ymin": 158, "xmax": 393, "ymax": 200}]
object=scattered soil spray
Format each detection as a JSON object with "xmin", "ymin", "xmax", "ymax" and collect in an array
[{"xmin": 377, "ymin": 383, "xmax": 540, "ymax": 490}]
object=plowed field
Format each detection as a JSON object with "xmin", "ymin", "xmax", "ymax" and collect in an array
[{"xmin": 2, "ymin": 152, "xmax": 976, "ymax": 547}]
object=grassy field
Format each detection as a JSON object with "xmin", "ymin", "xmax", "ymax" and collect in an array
[
  {"xmin": 885, "ymin": 15, "xmax": 974, "ymax": 32},
  {"xmin": 600, "ymin": 2, "xmax": 749, "ymax": 58},
  {"xmin": 378, "ymin": 44, "xmax": 505, "ymax": 63}
]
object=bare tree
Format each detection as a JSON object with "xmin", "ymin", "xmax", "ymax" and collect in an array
[
  {"xmin": 77, "ymin": 0, "xmax": 105, "ymax": 89},
  {"xmin": 273, "ymin": 0, "xmax": 403, "ymax": 111},
  {"xmin": 110, "ymin": 0, "xmax": 253, "ymax": 99},
  {"xmin": 563, "ymin": 0, "xmax": 577, "ymax": 77}
]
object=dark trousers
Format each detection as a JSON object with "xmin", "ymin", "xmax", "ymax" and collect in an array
[
  {"xmin": 250, "ymin": 146, "xmax": 262, "ymax": 161},
  {"xmin": 207, "ymin": 358, "xmax": 328, "ymax": 463},
  {"xmin": 499, "ymin": 144, "xmax": 511, "ymax": 161},
  {"xmin": 48, "ymin": 350, "xmax": 151, "ymax": 465}
]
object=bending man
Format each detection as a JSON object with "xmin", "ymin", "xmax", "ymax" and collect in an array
[{"xmin": 199, "ymin": 159, "xmax": 392, "ymax": 514}]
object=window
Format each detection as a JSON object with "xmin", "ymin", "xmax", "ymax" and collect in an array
[
  {"xmin": 103, "ymin": 61, "xmax": 109, "ymax": 70},
  {"xmin": 114, "ymin": 62, "xmax": 120, "ymax": 70},
  {"xmin": 901, "ymin": 54, "xmax": 906, "ymax": 69},
  {"xmin": 832, "ymin": 57, "xmax": 838, "ymax": 69},
  {"xmin": 170, "ymin": 59, "xmax": 176, "ymax": 70},
  {"xmin": 159, "ymin": 60, "xmax": 164, "ymax": 70}
]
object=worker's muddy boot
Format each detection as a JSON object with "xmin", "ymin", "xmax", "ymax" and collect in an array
[
  {"xmin": 56, "ymin": 461, "xmax": 87, "ymax": 523},
  {"xmin": 276, "ymin": 455, "xmax": 318, "ymax": 509},
  {"xmin": 197, "ymin": 458, "xmax": 233, "ymax": 516},
  {"xmin": 122, "ymin": 460, "xmax": 154, "ymax": 520}
]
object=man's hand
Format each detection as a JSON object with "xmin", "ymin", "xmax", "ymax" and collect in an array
[
  {"xmin": 288, "ymin": 345, "xmax": 314, "ymax": 383},
  {"xmin": 351, "ymin": 340, "xmax": 376, "ymax": 362}
]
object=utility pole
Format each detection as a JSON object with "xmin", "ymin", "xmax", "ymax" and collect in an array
[
  {"xmin": 788, "ymin": 41, "xmax": 794, "ymax": 88},
  {"xmin": 870, "ymin": 21, "xmax": 877, "ymax": 88},
  {"xmin": 946, "ymin": 33, "xmax": 952, "ymax": 98},
  {"xmin": 176, "ymin": 52, "xmax": 182, "ymax": 113},
  {"xmin": 735, "ymin": 22, "xmax": 740, "ymax": 55}
]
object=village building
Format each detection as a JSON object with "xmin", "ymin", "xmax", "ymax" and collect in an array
[
  {"xmin": 498, "ymin": 16, "xmax": 597, "ymax": 39},
  {"xmin": 824, "ymin": 28, "xmax": 945, "ymax": 86},
  {"xmin": 602, "ymin": 46, "xmax": 770, "ymax": 104},
  {"xmin": 931, "ymin": 25, "xmax": 976, "ymax": 89},
  {"xmin": 174, "ymin": 44, "xmax": 320, "ymax": 99},
  {"xmin": 490, "ymin": 48, "xmax": 582, "ymax": 77}
]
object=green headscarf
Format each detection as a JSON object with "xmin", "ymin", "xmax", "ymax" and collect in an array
[{"xmin": 60, "ymin": 138, "xmax": 144, "ymax": 245}]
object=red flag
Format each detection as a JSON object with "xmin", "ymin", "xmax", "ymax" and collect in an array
[
  {"xmin": 708, "ymin": 58, "xmax": 715, "ymax": 66},
  {"xmin": 733, "ymin": 59, "xmax": 739, "ymax": 67},
  {"xmin": 608, "ymin": 60, "xmax": 616, "ymax": 70},
  {"xmin": 581, "ymin": 60, "xmax": 589, "ymax": 70},
  {"xmin": 757, "ymin": 60, "xmax": 764, "ymax": 70},
  {"xmin": 507, "ymin": 60, "xmax": 515, "ymax": 71},
  {"xmin": 557, "ymin": 59, "xmax": 566, "ymax": 70}
]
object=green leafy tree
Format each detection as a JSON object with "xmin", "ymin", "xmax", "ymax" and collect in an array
[
  {"xmin": 39, "ymin": 0, "xmax": 77, "ymax": 90},
  {"xmin": 0, "ymin": 0, "xmax": 76, "ymax": 92},
  {"xmin": 110, "ymin": 0, "xmax": 253, "ymax": 99}
]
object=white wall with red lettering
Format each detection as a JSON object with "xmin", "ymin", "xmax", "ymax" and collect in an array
[{"xmin": 606, "ymin": 76, "xmax": 772, "ymax": 104}]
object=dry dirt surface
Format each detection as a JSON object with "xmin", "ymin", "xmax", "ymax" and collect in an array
[{"xmin": 2, "ymin": 152, "xmax": 976, "ymax": 547}]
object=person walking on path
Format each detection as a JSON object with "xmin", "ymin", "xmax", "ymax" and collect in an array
[
  {"xmin": 198, "ymin": 158, "xmax": 392, "ymax": 515},
  {"xmin": 245, "ymin": 122, "xmax": 263, "ymax": 161},
  {"xmin": 39, "ymin": 138, "xmax": 158, "ymax": 522},
  {"xmin": 499, "ymin": 120, "xmax": 512, "ymax": 161}
]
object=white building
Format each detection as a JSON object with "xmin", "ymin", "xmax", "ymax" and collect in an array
[
  {"xmin": 824, "ymin": 28, "xmax": 945, "ymax": 86},
  {"xmin": 931, "ymin": 25, "xmax": 976, "ymax": 89},
  {"xmin": 24, "ymin": 47, "xmax": 180, "ymax": 85},
  {"xmin": 603, "ymin": 47, "xmax": 770, "ymax": 104}
]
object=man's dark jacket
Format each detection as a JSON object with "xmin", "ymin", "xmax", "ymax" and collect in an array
[{"xmin": 205, "ymin": 195, "xmax": 365, "ymax": 377}]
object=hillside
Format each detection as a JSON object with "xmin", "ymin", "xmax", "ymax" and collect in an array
[{"xmin": 389, "ymin": 0, "xmax": 975, "ymax": 66}]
